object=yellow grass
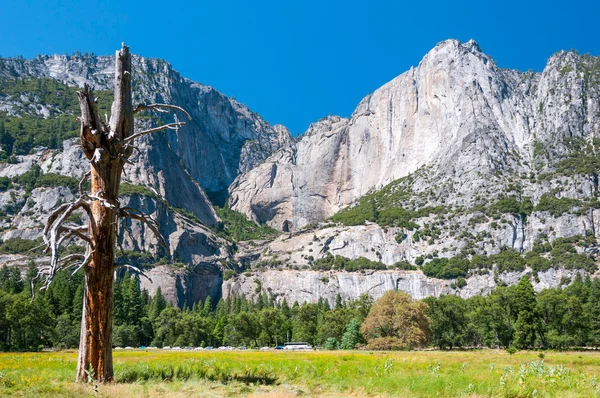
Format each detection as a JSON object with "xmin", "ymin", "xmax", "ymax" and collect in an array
[{"xmin": 1, "ymin": 349, "xmax": 599, "ymax": 397}]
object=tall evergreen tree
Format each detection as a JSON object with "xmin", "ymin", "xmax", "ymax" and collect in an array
[{"xmin": 513, "ymin": 276, "xmax": 540, "ymax": 348}]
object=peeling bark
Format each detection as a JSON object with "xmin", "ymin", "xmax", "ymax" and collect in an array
[
  {"xmin": 39, "ymin": 44, "xmax": 188, "ymax": 383},
  {"xmin": 75, "ymin": 45, "xmax": 132, "ymax": 383}
]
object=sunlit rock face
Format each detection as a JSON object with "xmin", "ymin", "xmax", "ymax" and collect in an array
[
  {"xmin": 0, "ymin": 51, "xmax": 291, "ymax": 306},
  {"xmin": 2, "ymin": 40, "xmax": 600, "ymax": 306},
  {"xmin": 229, "ymin": 39, "xmax": 600, "ymax": 232}
]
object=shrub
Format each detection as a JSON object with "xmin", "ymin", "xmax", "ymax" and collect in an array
[
  {"xmin": 0, "ymin": 237, "xmax": 43, "ymax": 254},
  {"xmin": 214, "ymin": 206, "xmax": 278, "ymax": 242},
  {"xmin": 535, "ymin": 194, "xmax": 580, "ymax": 217}
]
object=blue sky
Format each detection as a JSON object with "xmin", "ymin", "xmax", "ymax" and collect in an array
[{"xmin": 1, "ymin": 0, "xmax": 599, "ymax": 134}]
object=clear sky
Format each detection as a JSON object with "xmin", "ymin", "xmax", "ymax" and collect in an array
[{"xmin": 1, "ymin": 0, "xmax": 599, "ymax": 134}]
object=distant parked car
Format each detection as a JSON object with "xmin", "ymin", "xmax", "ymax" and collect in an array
[
  {"xmin": 260, "ymin": 346, "xmax": 270, "ymax": 351},
  {"xmin": 172, "ymin": 346, "xmax": 182, "ymax": 350},
  {"xmin": 238, "ymin": 346, "xmax": 247, "ymax": 350},
  {"xmin": 275, "ymin": 346, "xmax": 283, "ymax": 350},
  {"xmin": 163, "ymin": 346, "xmax": 171, "ymax": 350},
  {"xmin": 194, "ymin": 347, "xmax": 204, "ymax": 351},
  {"xmin": 205, "ymin": 346, "xmax": 213, "ymax": 350}
]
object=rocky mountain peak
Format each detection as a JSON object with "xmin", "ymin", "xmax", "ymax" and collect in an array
[
  {"xmin": 302, "ymin": 115, "xmax": 348, "ymax": 138},
  {"xmin": 229, "ymin": 39, "xmax": 600, "ymax": 240}
]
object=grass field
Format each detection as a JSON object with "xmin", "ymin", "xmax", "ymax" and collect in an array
[{"xmin": 1, "ymin": 349, "xmax": 599, "ymax": 397}]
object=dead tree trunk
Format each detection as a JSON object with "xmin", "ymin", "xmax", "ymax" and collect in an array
[
  {"xmin": 38, "ymin": 44, "xmax": 190, "ymax": 382},
  {"xmin": 74, "ymin": 45, "xmax": 132, "ymax": 382}
]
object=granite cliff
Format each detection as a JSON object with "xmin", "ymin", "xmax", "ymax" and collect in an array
[
  {"xmin": 1, "ymin": 40, "xmax": 599, "ymax": 307},
  {"xmin": 224, "ymin": 39, "xmax": 600, "ymax": 304},
  {"xmin": 229, "ymin": 39, "xmax": 600, "ymax": 231},
  {"xmin": 0, "ymin": 51, "xmax": 290, "ymax": 306}
]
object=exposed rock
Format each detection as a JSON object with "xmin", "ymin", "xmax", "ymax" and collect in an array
[
  {"xmin": 229, "ymin": 39, "xmax": 600, "ymax": 233},
  {"xmin": 223, "ymin": 269, "xmax": 452, "ymax": 306},
  {"xmin": 222, "ymin": 266, "xmax": 586, "ymax": 307},
  {"xmin": 2, "ymin": 40, "xmax": 600, "ymax": 307},
  {"xmin": 140, "ymin": 262, "xmax": 223, "ymax": 308},
  {"xmin": 0, "ymin": 51, "xmax": 291, "ymax": 305}
]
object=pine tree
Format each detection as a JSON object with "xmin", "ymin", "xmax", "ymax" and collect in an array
[
  {"xmin": 513, "ymin": 276, "xmax": 540, "ymax": 348},
  {"xmin": 202, "ymin": 296, "xmax": 213, "ymax": 316},
  {"xmin": 149, "ymin": 287, "xmax": 167, "ymax": 321},
  {"xmin": 585, "ymin": 278, "xmax": 600, "ymax": 345},
  {"xmin": 6, "ymin": 266, "xmax": 23, "ymax": 294},
  {"xmin": 340, "ymin": 319, "xmax": 362, "ymax": 349}
]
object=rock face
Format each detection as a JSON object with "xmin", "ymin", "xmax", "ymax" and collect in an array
[
  {"xmin": 222, "ymin": 266, "xmax": 585, "ymax": 307},
  {"xmin": 0, "ymin": 51, "xmax": 290, "ymax": 306},
  {"xmin": 223, "ymin": 39, "xmax": 600, "ymax": 304},
  {"xmin": 229, "ymin": 39, "xmax": 600, "ymax": 231},
  {"xmin": 2, "ymin": 40, "xmax": 600, "ymax": 307},
  {"xmin": 0, "ymin": 52, "xmax": 292, "ymax": 206},
  {"xmin": 227, "ymin": 223, "xmax": 593, "ymax": 306},
  {"xmin": 223, "ymin": 262, "xmax": 583, "ymax": 306},
  {"xmin": 224, "ymin": 269, "xmax": 452, "ymax": 305}
]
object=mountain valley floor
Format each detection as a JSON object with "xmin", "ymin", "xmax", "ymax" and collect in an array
[{"xmin": 0, "ymin": 349, "xmax": 599, "ymax": 397}]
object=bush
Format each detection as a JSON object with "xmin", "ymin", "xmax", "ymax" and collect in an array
[
  {"xmin": 0, "ymin": 237, "xmax": 43, "ymax": 254},
  {"xmin": 393, "ymin": 261, "xmax": 417, "ymax": 270},
  {"xmin": 312, "ymin": 254, "xmax": 387, "ymax": 272},
  {"xmin": 119, "ymin": 183, "xmax": 156, "ymax": 198},
  {"xmin": 535, "ymin": 194, "xmax": 581, "ymax": 217},
  {"xmin": 35, "ymin": 173, "xmax": 79, "ymax": 191},
  {"xmin": 421, "ymin": 258, "xmax": 469, "ymax": 279},
  {"xmin": 365, "ymin": 337, "xmax": 413, "ymax": 350},
  {"xmin": 214, "ymin": 206, "xmax": 278, "ymax": 242},
  {"xmin": 324, "ymin": 337, "xmax": 339, "ymax": 350},
  {"xmin": 223, "ymin": 270, "xmax": 237, "ymax": 281},
  {"xmin": 0, "ymin": 176, "xmax": 11, "ymax": 191}
]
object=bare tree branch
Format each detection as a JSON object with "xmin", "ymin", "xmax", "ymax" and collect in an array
[
  {"xmin": 57, "ymin": 225, "xmax": 92, "ymax": 246},
  {"xmin": 123, "ymin": 122, "xmax": 186, "ymax": 144},
  {"xmin": 86, "ymin": 194, "xmax": 118, "ymax": 209},
  {"xmin": 114, "ymin": 264, "xmax": 153, "ymax": 282},
  {"xmin": 79, "ymin": 171, "xmax": 91, "ymax": 196},
  {"xmin": 119, "ymin": 207, "xmax": 167, "ymax": 249},
  {"xmin": 58, "ymin": 254, "xmax": 86, "ymax": 265},
  {"xmin": 41, "ymin": 198, "xmax": 97, "ymax": 287},
  {"xmin": 133, "ymin": 103, "xmax": 192, "ymax": 121},
  {"xmin": 68, "ymin": 250, "xmax": 94, "ymax": 276}
]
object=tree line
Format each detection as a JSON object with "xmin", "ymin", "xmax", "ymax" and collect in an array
[{"xmin": 0, "ymin": 263, "xmax": 599, "ymax": 351}]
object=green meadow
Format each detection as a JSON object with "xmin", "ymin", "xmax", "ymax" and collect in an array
[{"xmin": 1, "ymin": 349, "xmax": 599, "ymax": 397}]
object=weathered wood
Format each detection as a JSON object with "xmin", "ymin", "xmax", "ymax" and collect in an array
[
  {"xmin": 40, "ymin": 43, "xmax": 189, "ymax": 383},
  {"xmin": 75, "ymin": 44, "xmax": 131, "ymax": 383}
]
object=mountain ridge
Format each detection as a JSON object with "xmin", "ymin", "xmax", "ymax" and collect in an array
[{"xmin": 1, "ymin": 39, "xmax": 599, "ymax": 307}]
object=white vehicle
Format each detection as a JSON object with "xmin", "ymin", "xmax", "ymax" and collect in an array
[{"xmin": 283, "ymin": 342, "xmax": 312, "ymax": 350}]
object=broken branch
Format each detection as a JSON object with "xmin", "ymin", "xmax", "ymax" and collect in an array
[
  {"xmin": 123, "ymin": 122, "xmax": 186, "ymax": 144},
  {"xmin": 133, "ymin": 103, "xmax": 192, "ymax": 121},
  {"xmin": 114, "ymin": 264, "xmax": 153, "ymax": 282},
  {"xmin": 119, "ymin": 207, "xmax": 167, "ymax": 249}
]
